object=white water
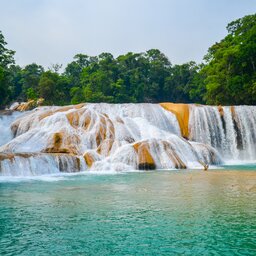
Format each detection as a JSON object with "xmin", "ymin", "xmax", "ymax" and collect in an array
[
  {"xmin": 189, "ymin": 105, "xmax": 256, "ymax": 162},
  {"xmin": 0, "ymin": 111, "xmax": 24, "ymax": 146},
  {"xmin": 2, "ymin": 103, "xmax": 255, "ymax": 176},
  {"xmin": 0, "ymin": 153, "xmax": 86, "ymax": 176}
]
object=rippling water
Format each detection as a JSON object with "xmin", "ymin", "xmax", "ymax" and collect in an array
[{"xmin": 0, "ymin": 170, "xmax": 256, "ymax": 255}]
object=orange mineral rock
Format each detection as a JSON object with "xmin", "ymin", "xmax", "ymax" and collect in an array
[
  {"xmin": 160, "ymin": 103, "xmax": 190, "ymax": 139},
  {"xmin": 133, "ymin": 142, "xmax": 156, "ymax": 170},
  {"xmin": 83, "ymin": 152, "xmax": 95, "ymax": 167},
  {"xmin": 44, "ymin": 132, "xmax": 79, "ymax": 155}
]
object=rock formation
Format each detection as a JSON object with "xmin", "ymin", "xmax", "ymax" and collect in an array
[
  {"xmin": 9, "ymin": 98, "xmax": 45, "ymax": 112},
  {"xmin": 2, "ymin": 102, "xmax": 255, "ymax": 176},
  {"xmin": 160, "ymin": 103, "xmax": 190, "ymax": 139}
]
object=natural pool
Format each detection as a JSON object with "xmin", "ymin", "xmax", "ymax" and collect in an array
[{"xmin": 0, "ymin": 168, "xmax": 256, "ymax": 256}]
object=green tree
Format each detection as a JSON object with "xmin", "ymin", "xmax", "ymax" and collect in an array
[
  {"xmin": 0, "ymin": 31, "xmax": 15, "ymax": 107},
  {"xmin": 163, "ymin": 61, "xmax": 202, "ymax": 103},
  {"xmin": 20, "ymin": 63, "xmax": 44, "ymax": 100},
  {"xmin": 202, "ymin": 14, "xmax": 256, "ymax": 105},
  {"xmin": 39, "ymin": 71, "xmax": 70, "ymax": 105},
  {"xmin": 0, "ymin": 31, "xmax": 15, "ymax": 67},
  {"xmin": 144, "ymin": 49, "xmax": 171, "ymax": 102}
]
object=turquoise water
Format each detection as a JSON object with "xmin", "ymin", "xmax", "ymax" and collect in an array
[
  {"xmin": 0, "ymin": 170, "xmax": 256, "ymax": 256},
  {"xmin": 221, "ymin": 163, "xmax": 256, "ymax": 171}
]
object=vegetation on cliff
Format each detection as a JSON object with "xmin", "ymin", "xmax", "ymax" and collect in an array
[{"xmin": 0, "ymin": 14, "xmax": 255, "ymax": 108}]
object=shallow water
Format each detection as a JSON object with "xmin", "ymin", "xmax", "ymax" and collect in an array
[{"xmin": 0, "ymin": 170, "xmax": 256, "ymax": 256}]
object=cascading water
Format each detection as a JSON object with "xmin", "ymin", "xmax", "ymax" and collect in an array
[
  {"xmin": 0, "ymin": 153, "xmax": 86, "ymax": 176},
  {"xmin": 0, "ymin": 103, "xmax": 223, "ymax": 176},
  {"xmin": 189, "ymin": 105, "xmax": 256, "ymax": 162},
  {"xmin": 87, "ymin": 103, "xmax": 181, "ymax": 136},
  {"xmin": 4, "ymin": 102, "xmax": 256, "ymax": 176},
  {"xmin": 0, "ymin": 111, "xmax": 24, "ymax": 146}
]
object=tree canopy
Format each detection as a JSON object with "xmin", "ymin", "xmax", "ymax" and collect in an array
[
  {"xmin": 0, "ymin": 31, "xmax": 15, "ymax": 107},
  {"xmin": 201, "ymin": 14, "xmax": 256, "ymax": 105},
  {"xmin": 0, "ymin": 14, "xmax": 255, "ymax": 108}
]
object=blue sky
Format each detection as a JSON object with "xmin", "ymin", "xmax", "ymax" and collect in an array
[{"xmin": 0, "ymin": 0, "xmax": 255, "ymax": 68}]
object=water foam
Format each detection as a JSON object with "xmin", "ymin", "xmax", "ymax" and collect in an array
[{"xmin": 5, "ymin": 103, "xmax": 256, "ymax": 175}]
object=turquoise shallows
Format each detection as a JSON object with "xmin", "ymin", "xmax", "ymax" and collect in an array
[{"xmin": 0, "ymin": 170, "xmax": 255, "ymax": 256}]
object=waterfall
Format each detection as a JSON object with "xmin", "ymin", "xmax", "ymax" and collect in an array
[
  {"xmin": 232, "ymin": 106, "xmax": 256, "ymax": 160},
  {"xmin": 189, "ymin": 105, "xmax": 256, "ymax": 161},
  {"xmin": 87, "ymin": 103, "xmax": 181, "ymax": 136},
  {"xmin": 3, "ymin": 102, "xmax": 256, "ymax": 176},
  {"xmin": 0, "ymin": 153, "xmax": 86, "ymax": 176},
  {"xmin": 0, "ymin": 103, "xmax": 223, "ymax": 175},
  {"xmin": 189, "ymin": 105, "xmax": 225, "ymax": 150},
  {"xmin": 4, "ymin": 102, "xmax": 256, "ymax": 175},
  {"xmin": 0, "ymin": 111, "xmax": 25, "ymax": 147}
]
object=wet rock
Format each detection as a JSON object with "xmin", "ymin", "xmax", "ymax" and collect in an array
[
  {"xmin": 133, "ymin": 142, "xmax": 156, "ymax": 170},
  {"xmin": 160, "ymin": 103, "xmax": 190, "ymax": 139}
]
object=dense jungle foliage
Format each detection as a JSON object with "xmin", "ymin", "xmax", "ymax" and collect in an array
[{"xmin": 0, "ymin": 14, "xmax": 255, "ymax": 108}]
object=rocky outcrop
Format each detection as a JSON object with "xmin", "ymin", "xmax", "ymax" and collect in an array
[
  {"xmin": 133, "ymin": 140, "xmax": 189, "ymax": 170},
  {"xmin": 10, "ymin": 104, "xmax": 86, "ymax": 137},
  {"xmin": 133, "ymin": 142, "xmax": 156, "ymax": 170},
  {"xmin": 43, "ymin": 132, "xmax": 80, "ymax": 155},
  {"xmin": 160, "ymin": 103, "xmax": 190, "ymax": 139},
  {"xmin": 66, "ymin": 107, "xmax": 115, "ymax": 152},
  {"xmin": 17, "ymin": 100, "xmax": 37, "ymax": 111},
  {"xmin": 10, "ymin": 98, "xmax": 45, "ymax": 112}
]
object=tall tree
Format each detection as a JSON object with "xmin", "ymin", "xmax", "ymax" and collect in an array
[
  {"xmin": 38, "ymin": 71, "xmax": 70, "ymax": 105},
  {"xmin": 202, "ymin": 14, "xmax": 256, "ymax": 105},
  {"xmin": 20, "ymin": 63, "xmax": 44, "ymax": 100},
  {"xmin": 0, "ymin": 31, "xmax": 15, "ymax": 107}
]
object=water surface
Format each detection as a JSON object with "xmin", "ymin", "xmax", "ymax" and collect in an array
[{"xmin": 0, "ymin": 170, "xmax": 256, "ymax": 255}]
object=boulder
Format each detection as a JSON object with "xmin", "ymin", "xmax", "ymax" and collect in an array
[
  {"xmin": 133, "ymin": 142, "xmax": 156, "ymax": 170},
  {"xmin": 83, "ymin": 151, "xmax": 102, "ymax": 168}
]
